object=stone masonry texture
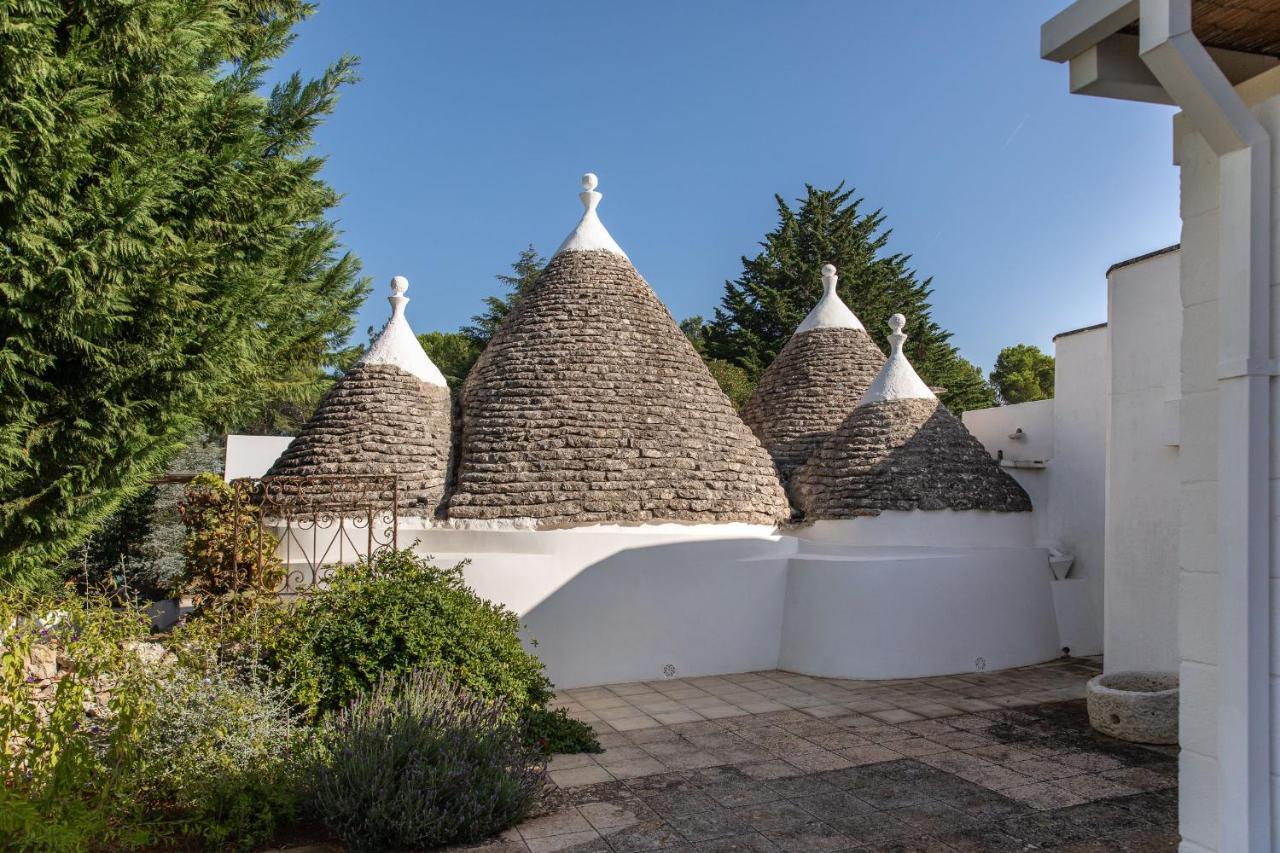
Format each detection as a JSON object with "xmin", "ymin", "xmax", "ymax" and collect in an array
[
  {"xmin": 265, "ymin": 363, "xmax": 453, "ymax": 516},
  {"xmin": 741, "ymin": 327, "xmax": 885, "ymax": 497},
  {"xmin": 447, "ymin": 249, "xmax": 790, "ymax": 526},
  {"xmin": 792, "ymin": 397, "xmax": 1033, "ymax": 518}
]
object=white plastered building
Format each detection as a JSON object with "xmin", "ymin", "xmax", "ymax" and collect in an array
[{"xmin": 1041, "ymin": 2, "xmax": 1279, "ymax": 848}]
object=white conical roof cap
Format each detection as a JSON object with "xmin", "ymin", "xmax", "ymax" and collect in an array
[
  {"xmin": 356, "ymin": 276, "xmax": 447, "ymax": 387},
  {"xmin": 858, "ymin": 314, "xmax": 935, "ymax": 405},
  {"xmin": 795, "ymin": 264, "xmax": 865, "ymax": 333},
  {"xmin": 555, "ymin": 173, "xmax": 628, "ymax": 258}
]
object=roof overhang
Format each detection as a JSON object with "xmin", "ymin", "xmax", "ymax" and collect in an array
[{"xmin": 1042, "ymin": 0, "xmax": 1279, "ymax": 104}]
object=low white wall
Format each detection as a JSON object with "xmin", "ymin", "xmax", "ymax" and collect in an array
[
  {"xmin": 404, "ymin": 523, "xmax": 795, "ymax": 689},
  {"xmin": 1105, "ymin": 248, "xmax": 1181, "ymax": 672},
  {"xmin": 780, "ymin": 544, "xmax": 1061, "ymax": 679}
]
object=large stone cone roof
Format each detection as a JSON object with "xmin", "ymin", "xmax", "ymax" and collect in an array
[
  {"xmin": 792, "ymin": 397, "xmax": 1032, "ymax": 518},
  {"xmin": 265, "ymin": 278, "xmax": 452, "ymax": 515},
  {"xmin": 447, "ymin": 248, "xmax": 790, "ymax": 526},
  {"xmin": 741, "ymin": 327, "xmax": 885, "ymax": 491}
]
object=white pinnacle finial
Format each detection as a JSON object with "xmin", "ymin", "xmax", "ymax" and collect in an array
[
  {"xmin": 556, "ymin": 171, "xmax": 627, "ymax": 258},
  {"xmin": 858, "ymin": 312, "xmax": 935, "ymax": 405},
  {"xmin": 821, "ymin": 264, "xmax": 838, "ymax": 294},
  {"xmin": 888, "ymin": 313, "xmax": 907, "ymax": 354},
  {"xmin": 354, "ymin": 274, "xmax": 446, "ymax": 387},
  {"xmin": 388, "ymin": 275, "xmax": 409, "ymax": 319},
  {"xmin": 795, "ymin": 263, "xmax": 864, "ymax": 333}
]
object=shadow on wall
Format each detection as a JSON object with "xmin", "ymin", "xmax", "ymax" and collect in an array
[{"xmin": 513, "ymin": 537, "xmax": 792, "ymax": 690}]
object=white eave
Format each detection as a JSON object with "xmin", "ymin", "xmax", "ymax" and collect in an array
[{"xmin": 1041, "ymin": 0, "xmax": 1276, "ymax": 105}]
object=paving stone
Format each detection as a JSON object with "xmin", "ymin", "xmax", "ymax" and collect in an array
[
  {"xmin": 520, "ymin": 808, "xmax": 595, "ymax": 839},
  {"xmin": 690, "ymin": 832, "xmax": 781, "ymax": 852},
  {"xmin": 666, "ymin": 807, "xmax": 753, "ymax": 843},
  {"xmin": 730, "ymin": 800, "xmax": 817, "ymax": 832},
  {"xmin": 1001, "ymin": 781, "xmax": 1089, "ymax": 810},
  {"xmin": 759, "ymin": 820, "xmax": 854, "ymax": 853},
  {"xmin": 762, "ymin": 772, "xmax": 839, "ymax": 799},
  {"xmin": 525, "ymin": 830, "xmax": 609, "ymax": 853},
  {"xmin": 598, "ymin": 820, "xmax": 687, "ymax": 852},
  {"xmin": 701, "ymin": 780, "xmax": 781, "ymax": 809},
  {"xmin": 793, "ymin": 791, "xmax": 877, "ymax": 822}
]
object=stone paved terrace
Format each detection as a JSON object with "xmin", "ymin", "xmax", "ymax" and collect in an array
[{"xmin": 467, "ymin": 658, "xmax": 1179, "ymax": 852}]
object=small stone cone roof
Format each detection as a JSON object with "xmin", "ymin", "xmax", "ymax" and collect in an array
[
  {"xmin": 265, "ymin": 277, "xmax": 453, "ymax": 515},
  {"xmin": 741, "ymin": 264, "xmax": 885, "ymax": 491},
  {"xmin": 446, "ymin": 174, "xmax": 790, "ymax": 526},
  {"xmin": 792, "ymin": 315, "xmax": 1031, "ymax": 518}
]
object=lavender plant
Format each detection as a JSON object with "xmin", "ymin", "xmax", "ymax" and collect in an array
[{"xmin": 308, "ymin": 669, "xmax": 547, "ymax": 850}]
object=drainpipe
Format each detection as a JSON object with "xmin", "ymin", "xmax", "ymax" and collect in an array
[{"xmin": 1137, "ymin": 0, "xmax": 1274, "ymax": 849}]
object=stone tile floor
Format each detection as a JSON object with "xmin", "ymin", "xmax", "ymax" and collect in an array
[{"xmin": 467, "ymin": 658, "xmax": 1179, "ymax": 852}]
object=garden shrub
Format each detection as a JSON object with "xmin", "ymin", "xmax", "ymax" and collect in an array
[
  {"xmin": 0, "ymin": 591, "xmax": 162, "ymax": 851},
  {"xmin": 524, "ymin": 706, "xmax": 603, "ymax": 755},
  {"xmin": 268, "ymin": 549, "xmax": 553, "ymax": 718},
  {"xmin": 177, "ymin": 473, "xmax": 285, "ymax": 611},
  {"xmin": 134, "ymin": 666, "xmax": 307, "ymax": 850},
  {"xmin": 308, "ymin": 669, "xmax": 546, "ymax": 850}
]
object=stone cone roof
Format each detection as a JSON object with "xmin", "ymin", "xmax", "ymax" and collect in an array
[
  {"xmin": 265, "ymin": 278, "xmax": 452, "ymax": 515},
  {"xmin": 791, "ymin": 397, "xmax": 1032, "ymax": 518},
  {"xmin": 741, "ymin": 291, "xmax": 885, "ymax": 494},
  {"xmin": 447, "ymin": 246, "xmax": 790, "ymax": 526}
]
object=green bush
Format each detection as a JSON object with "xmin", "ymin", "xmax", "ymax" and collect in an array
[
  {"xmin": 308, "ymin": 669, "xmax": 545, "ymax": 851},
  {"xmin": 524, "ymin": 706, "xmax": 603, "ymax": 755},
  {"xmin": 268, "ymin": 549, "xmax": 553, "ymax": 719},
  {"xmin": 0, "ymin": 591, "xmax": 162, "ymax": 851},
  {"xmin": 134, "ymin": 667, "xmax": 307, "ymax": 850}
]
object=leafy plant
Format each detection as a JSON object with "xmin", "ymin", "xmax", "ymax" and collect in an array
[
  {"xmin": 177, "ymin": 473, "xmax": 285, "ymax": 611},
  {"xmin": 308, "ymin": 669, "xmax": 546, "ymax": 851},
  {"xmin": 134, "ymin": 666, "xmax": 307, "ymax": 850},
  {"xmin": 990, "ymin": 343, "xmax": 1056, "ymax": 405},
  {"xmin": 268, "ymin": 549, "xmax": 552, "ymax": 719},
  {"xmin": 0, "ymin": 592, "xmax": 161, "ymax": 851},
  {"xmin": 524, "ymin": 706, "xmax": 602, "ymax": 755}
]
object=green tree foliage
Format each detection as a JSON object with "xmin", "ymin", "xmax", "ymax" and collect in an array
[
  {"xmin": 990, "ymin": 343, "xmax": 1056, "ymax": 405},
  {"xmin": 701, "ymin": 184, "xmax": 995, "ymax": 413},
  {"xmin": 681, "ymin": 315, "xmax": 754, "ymax": 408},
  {"xmin": 0, "ymin": 1, "xmax": 368, "ymax": 581},
  {"xmin": 418, "ymin": 331, "xmax": 483, "ymax": 392},
  {"xmin": 463, "ymin": 244, "xmax": 546, "ymax": 346}
]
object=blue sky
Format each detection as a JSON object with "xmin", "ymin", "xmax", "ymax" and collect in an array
[{"xmin": 275, "ymin": 1, "xmax": 1180, "ymax": 374}]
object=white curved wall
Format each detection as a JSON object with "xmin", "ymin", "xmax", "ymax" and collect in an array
[{"xmin": 779, "ymin": 544, "xmax": 1061, "ymax": 680}]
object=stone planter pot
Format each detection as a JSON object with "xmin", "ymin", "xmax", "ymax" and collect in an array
[{"xmin": 1086, "ymin": 671, "xmax": 1178, "ymax": 744}]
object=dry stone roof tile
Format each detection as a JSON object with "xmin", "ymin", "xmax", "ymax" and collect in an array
[
  {"xmin": 792, "ymin": 397, "xmax": 1033, "ymax": 518},
  {"xmin": 741, "ymin": 327, "xmax": 885, "ymax": 493},
  {"xmin": 447, "ymin": 249, "xmax": 790, "ymax": 526}
]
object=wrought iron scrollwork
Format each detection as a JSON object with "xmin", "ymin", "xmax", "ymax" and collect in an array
[{"xmin": 229, "ymin": 475, "xmax": 400, "ymax": 595}]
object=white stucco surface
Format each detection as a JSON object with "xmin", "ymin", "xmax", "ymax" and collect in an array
[
  {"xmin": 357, "ymin": 276, "xmax": 448, "ymax": 387},
  {"xmin": 859, "ymin": 314, "xmax": 935, "ymax": 404},
  {"xmin": 1104, "ymin": 248, "xmax": 1181, "ymax": 673},
  {"xmin": 799, "ymin": 509, "xmax": 1035, "ymax": 549},
  {"xmin": 795, "ymin": 264, "xmax": 865, "ymax": 333},
  {"xmin": 555, "ymin": 173, "xmax": 628, "ymax": 258},
  {"xmin": 223, "ymin": 435, "xmax": 295, "ymax": 481},
  {"xmin": 1046, "ymin": 325, "xmax": 1108, "ymax": 657},
  {"xmin": 780, "ymin": 543, "xmax": 1061, "ymax": 680}
]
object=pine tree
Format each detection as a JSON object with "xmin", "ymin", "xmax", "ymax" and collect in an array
[
  {"xmin": 990, "ymin": 344, "xmax": 1056, "ymax": 404},
  {"xmin": 703, "ymin": 184, "xmax": 995, "ymax": 413},
  {"xmin": 463, "ymin": 245, "xmax": 546, "ymax": 346},
  {"xmin": 0, "ymin": 1, "xmax": 368, "ymax": 582}
]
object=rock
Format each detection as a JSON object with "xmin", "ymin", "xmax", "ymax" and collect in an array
[
  {"xmin": 124, "ymin": 640, "xmax": 175, "ymax": 668},
  {"xmin": 26, "ymin": 644, "xmax": 57, "ymax": 680},
  {"xmin": 1086, "ymin": 671, "xmax": 1178, "ymax": 744}
]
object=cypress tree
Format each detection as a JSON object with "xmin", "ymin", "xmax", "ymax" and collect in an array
[
  {"xmin": 0, "ymin": 1, "xmax": 368, "ymax": 581},
  {"xmin": 703, "ymin": 184, "xmax": 995, "ymax": 414}
]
